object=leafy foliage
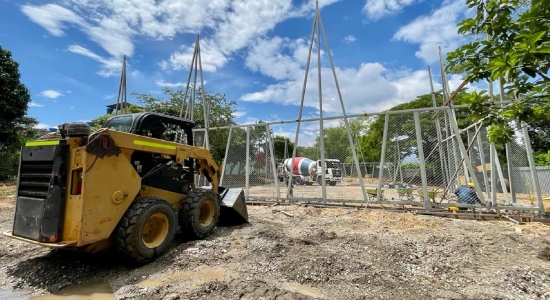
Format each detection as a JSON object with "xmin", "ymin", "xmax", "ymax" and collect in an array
[
  {"xmin": 0, "ymin": 45, "xmax": 34, "ymax": 180},
  {"xmin": 90, "ymin": 104, "xmax": 145, "ymax": 131},
  {"xmin": 526, "ymin": 118, "xmax": 550, "ymax": 152},
  {"xmin": 272, "ymin": 135, "xmax": 294, "ymax": 161},
  {"xmin": 447, "ymin": 0, "xmax": 550, "ymax": 144},
  {"xmin": 358, "ymin": 91, "xmax": 473, "ymax": 163},
  {"xmin": 534, "ymin": 150, "xmax": 550, "ymax": 166},
  {"xmin": 132, "ymin": 87, "xmax": 238, "ymax": 163},
  {"xmin": 290, "ymin": 118, "xmax": 368, "ymax": 163},
  {"xmin": 91, "ymin": 87, "xmax": 239, "ymax": 165}
]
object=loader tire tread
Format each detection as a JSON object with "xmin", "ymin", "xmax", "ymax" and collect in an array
[
  {"xmin": 114, "ymin": 197, "xmax": 177, "ymax": 264},
  {"xmin": 179, "ymin": 188, "xmax": 220, "ymax": 239}
]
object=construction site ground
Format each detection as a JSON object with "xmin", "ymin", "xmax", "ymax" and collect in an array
[{"xmin": 1, "ymin": 183, "xmax": 550, "ymax": 300}]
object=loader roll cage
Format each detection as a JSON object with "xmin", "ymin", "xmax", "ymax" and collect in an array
[
  {"xmin": 103, "ymin": 112, "xmax": 201, "ymax": 194},
  {"xmin": 103, "ymin": 112, "xmax": 195, "ymax": 146}
]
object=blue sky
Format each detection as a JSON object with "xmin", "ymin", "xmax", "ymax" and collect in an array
[{"xmin": 1, "ymin": 0, "xmax": 474, "ymax": 136}]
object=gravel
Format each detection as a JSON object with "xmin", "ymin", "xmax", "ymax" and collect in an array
[{"xmin": 1, "ymin": 186, "xmax": 550, "ymax": 299}]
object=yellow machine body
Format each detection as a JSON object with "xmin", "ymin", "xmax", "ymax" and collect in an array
[{"xmin": 4, "ymin": 114, "xmax": 248, "ymax": 258}]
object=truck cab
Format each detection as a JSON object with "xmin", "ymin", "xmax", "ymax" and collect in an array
[{"xmin": 314, "ymin": 159, "xmax": 343, "ymax": 186}]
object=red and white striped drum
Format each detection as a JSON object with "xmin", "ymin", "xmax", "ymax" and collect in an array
[{"xmin": 283, "ymin": 157, "xmax": 316, "ymax": 176}]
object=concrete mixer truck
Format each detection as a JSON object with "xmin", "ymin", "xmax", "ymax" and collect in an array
[
  {"xmin": 278, "ymin": 157, "xmax": 343, "ymax": 186},
  {"xmin": 278, "ymin": 157, "xmax": 316, "ymax": 185}
]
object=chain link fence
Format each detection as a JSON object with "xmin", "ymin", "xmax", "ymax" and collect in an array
[
  {"xmin": 194, "ymin": 106, "xmax": 547, "ymax": 213},
  {"xmin": 507, "ymin": 122, "xmax": 541, "ymax": 205}
]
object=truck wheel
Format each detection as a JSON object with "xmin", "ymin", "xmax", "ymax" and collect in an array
[
  {"xmin": 317, "ymin": 176, "xmax": 323, "ymax": 185},
  {"xmin": 329, "ymin": 181, "xmax": 337, "ymax": 186},
  {"xmin": 114, "ymin": 197, "xmax": 177, "ymax": 264},
  {"xmin": 179, "ymin": 189, "xmax": 220, "ymax": 239},
  {"xmin": 293, "ymin": 176, "xmax": 303, "ymax": 185}
]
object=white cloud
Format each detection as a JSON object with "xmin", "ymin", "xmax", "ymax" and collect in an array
[
  {"xmin": 69, "ymin": 106, "xmax": 75, "ymax": 109},
  {"xmin": 67, "ymin": 45, "xmax": 121, "ymax": 77},
  {"xmin": 393, "ymin": 1, "xmax": 470, "ymax": 63},
  {"xmin": 29, "ymin": 102, "xmax": 44, "ymax": 107},
  {"xmin": 232, "ymin": 110, "xmax": 246, "ymax": 119},
  {"xmin": 165, "ymin": 39, "xmax": 228, "ymax": 72},
  {"xmin": 158, "ymin": 60, "xmax": 168, "ymax": 71},
  {"xmin": 240, "ymin": 37, "xmax": 445, "ymax": 115},
  {"xmin": 213, "ymin": 0, "xmax": 294, "ymax": 54},
  {"xmin": 343, "ymin": 35, "xmax": 357, "ymax": 43},
  {"xmin": 245, "ymin": 37, "xmax": 309, "ymax": 81},
  {"xmin": 103, "ymin": 94, "xmax": 116, "ymax": 100},
  {"xmin": 21, "ymin": 0, "xmax": 343, "ymax": 76},
  {"xmin": 21, "ymin": 4, "xmax": 130, "ymax": 76},
  {"xmin": 131, "ymin": 69, "xmax": 141, "ymax": 77},
  {"xmin": 241, "ymin": 63, "xmax": 410, "ymax": 114},
  {"xmin": 40, "ymin": 90, "xmax": 63, "ymax": 99},
  {"xmin": 21, "ymin": 4, "xmax": 83, "ymax": 37},
  {"xmin": 155, "ymin": 80, "xmax": 186, "ymax": 88},
  {"xmin": 363, "ymin": 0, "xmax": 421, "ymax": 21},
  {"xmin": 35, "ymin": 123, "xmax": 51, "ymax": 129}
]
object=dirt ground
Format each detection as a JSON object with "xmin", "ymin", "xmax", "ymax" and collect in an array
[{"xmin": 1, "ymin": 183, "xmax": 550, "ymax": 300}]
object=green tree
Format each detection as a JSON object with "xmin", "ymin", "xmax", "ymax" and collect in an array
[
  {"xmin": 0, "ymin": 45, "xmax": 33, "ymax": 180},
  {"xmin": 273, "ymin": 135, "xmax": 294, "ymax": 161},
  {"xmin": 534, "ymin": 150, "xmax": 550, "ymax": 166},
  {"xmin": 447, "ymin": 0, "xmax": 550, "ymax": 144},
  {"xmin": 91, "ymin": 87, "xmax": 238, "ymax": 165},
  {"xmin": 296, "ymin": 146, "xmax": 317, "ymax": 159},
  {"xmin": 358, "ymin": 91, "xmax": 473, "ymax": 163},
  {"xmin": 526, "ymin": 118, "xmax": 550, "ymax": 152},
  {"xmin": 90, "ymin": 104, "xmax": 145, "ymax": 131},
  {"xmin": 132, "ymin": 87, "xmax": 237, "ymax": 164},
  {"xmin": 310, "ymin": 118, "xmax": 368, "ymax": 163},
  {"xmin": 0, "ymin": 116, "xmax": 38, "ymax": 180}
]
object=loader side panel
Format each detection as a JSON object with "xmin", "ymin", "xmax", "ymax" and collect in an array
[
  {"xmin": 79, "ymin": 150, "xmax": 142, "ymax": 245},
  {"xmin": 12, "ymin": 143, "xmax": 68, "ymax": 242}
]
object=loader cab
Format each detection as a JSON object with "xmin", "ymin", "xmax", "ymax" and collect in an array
[
  {"xmin": 103, "ymin": 112, "xmax": 196, "ymax": 146},
  {"xmin": 103, "ymin": 113, "xmax": 198, "ymax": 194}
]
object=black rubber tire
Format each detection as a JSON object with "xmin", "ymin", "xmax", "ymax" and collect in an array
[
  {"xmin": 293, "ymin": 176, "xmax": 303, "ymax": 185},
  {"xmin": 179, "ymin": 189, "xmax": 220, "ymax": 239},
  {"xmin": 316, "ymin": 176, "xmax": 323, "ymax": 185},
  {"xmin": 114, "ymin": 197, "xmax": 177, "ymax": 264},
  {"xmin": 329, "ymin": 181, "xmax": 337, "ymax": 186}
]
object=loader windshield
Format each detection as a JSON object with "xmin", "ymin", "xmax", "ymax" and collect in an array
[{"xmin": 104, "ymin": 115, "xmax": 133, "ymax": 133}]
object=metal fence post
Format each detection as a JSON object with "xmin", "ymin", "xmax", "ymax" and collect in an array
[
  {"xmin": 447, "ymin": 109, "xmax": 486, "ymax": 204},
  {"xmin": 219, "ymin": 127, "xmax": 232, "ymax": 186},
  {"xmin": 414, "ymin": 112, "xmax": 430, "ymax": 209},
  {"xmin": 377, "ymin": 112, "xmax": 390, "ymax": 201},
  {"xmin": 522, "ymin": 121, "xmax": 545, "ymax": 215},
  {"xmin": 476, "ymin": 126, "xmax": 490, "ymax": 198},
  {"xmin": 266, "ymin": 124, "xmax": 280, "ymax": 202},
  {"xmin": 245, "ymin": 126, "xmax": 250, "ymax": 199}
]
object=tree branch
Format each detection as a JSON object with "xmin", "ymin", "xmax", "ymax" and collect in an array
[{"xmin": 536, "ymin": 70, "xmax": 550, "ymax": 81}]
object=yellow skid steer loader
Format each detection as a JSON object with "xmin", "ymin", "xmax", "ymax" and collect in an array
[{"xmin": 3, "ymin": 112, "xmax": 248, "ymax": 263}]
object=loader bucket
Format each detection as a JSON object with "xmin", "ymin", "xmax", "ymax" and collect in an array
[{"xmin": 218, "ymin": 187, "xmax": 249, "ymax": 226}]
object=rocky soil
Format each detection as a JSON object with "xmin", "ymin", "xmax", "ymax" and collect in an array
[{"xmin": 1, "ymin": 183, "xmax": 550, "ymax": 300}]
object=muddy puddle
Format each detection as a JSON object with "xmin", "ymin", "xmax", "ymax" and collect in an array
[
  {"xmin": 0, "ymin": 288, "xmax": 30, "ymax": 300},
  {"xmin": 31, "ymin": 281, "xmax": 114, "ymax": 300},
  {"xmin": 0, "ymin": 281, "xmax": 114, "ymax": 300},
  {"xmin": 137, "ymin": 264, "xmax": 234, "ymax": 289},
  {"xmin": 279, "ymin": 281, "xmax": 324, "ymax": 299}
]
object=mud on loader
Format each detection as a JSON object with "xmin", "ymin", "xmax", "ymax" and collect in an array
[{"xmin": 2, "ymin": 112, "xmax": 248, "ymax": 263}]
